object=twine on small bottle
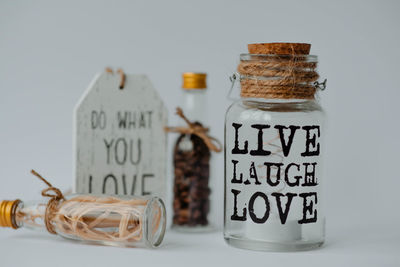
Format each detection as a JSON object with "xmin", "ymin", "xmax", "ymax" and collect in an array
[
  {"xmin": 31, "ymin": 170, "xmax": 65, "ymax": 234},
  {"xmin": 165, "ymin": 107, "xmax": 222, "ymax": 153}
]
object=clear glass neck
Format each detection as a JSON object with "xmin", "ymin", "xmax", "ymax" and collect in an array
[
  {"xmin": 180, "ymin": 88, "xmax": 208, "ymax": 124},
  {"xmin": 236, "ymin": 97, "xmax": 323, "ymax": 113}
]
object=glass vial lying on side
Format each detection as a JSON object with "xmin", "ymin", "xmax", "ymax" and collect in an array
[{"xmin": 0, "ymin": 194, "xmax": 166, "ymax": 248}]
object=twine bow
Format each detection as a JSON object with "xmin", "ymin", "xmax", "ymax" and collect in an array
[
  {"xmin": 165, "ymin": 107, "xmax": 222, "ymax": 153},
  {"xmin": 31, "ymin": 170, "xmax": 65, "ymax": 234}
]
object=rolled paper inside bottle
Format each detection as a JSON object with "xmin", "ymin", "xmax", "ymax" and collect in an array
[{"xmin": 15, "ymin": 195, "xmax": 166, "ymax": 248}]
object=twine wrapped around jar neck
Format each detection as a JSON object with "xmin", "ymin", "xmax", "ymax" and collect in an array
[{"xmin": 236, "ymin": 43, "xmax": 326, "ymax": 100}]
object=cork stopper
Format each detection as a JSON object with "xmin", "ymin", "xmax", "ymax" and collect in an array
[{"xmin": 248, "ymin": 43, "xmax": 311, "ymax": 55}]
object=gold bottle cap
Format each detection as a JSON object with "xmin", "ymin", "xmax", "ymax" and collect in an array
[
  {"xmin": 0, "ymin": 199, "xmax": 20, "ymax": 229},
  {"xmin": 182, "ymin": 72, "xmax": 207, "ymax": 89}
]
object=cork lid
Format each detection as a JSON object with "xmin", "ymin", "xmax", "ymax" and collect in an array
[{"xmin": 248, "ymin": 43, "xmax": 311, "ymax": 55}]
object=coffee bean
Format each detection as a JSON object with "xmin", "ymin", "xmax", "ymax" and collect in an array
[{"xmin": 172, "ymin": 124, "xmax": 211, "ymax": 227}]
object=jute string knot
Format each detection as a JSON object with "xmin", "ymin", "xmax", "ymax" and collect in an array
[
  {"xmin": 31, "ymin": 170, "xmax": 65, "ymax": 234},
  {"xmin": 165, "ymin": 107, "xmax": 222, "ymax": 153}
]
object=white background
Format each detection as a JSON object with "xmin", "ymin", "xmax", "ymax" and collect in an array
[{"xmin": 0, "ymin": 0, "xmax": 399, "ymax": 266}]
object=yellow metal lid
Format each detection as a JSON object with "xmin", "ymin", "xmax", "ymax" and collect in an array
[
  {"xmin": 0, "ymin": 199, "xmax": 20, "ymax": 229},
  {"xmin": 182, "ymin": 72, "xmax": 207, "ymax": 89}
]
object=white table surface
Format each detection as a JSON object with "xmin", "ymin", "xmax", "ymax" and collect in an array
[{"xmin": 1, "ymin": 220, "xmax": 398, "ymax": 267}]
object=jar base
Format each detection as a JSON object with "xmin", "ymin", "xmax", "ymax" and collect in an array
[{"xmin": 224, "ymin": 236, "xmax": 324, "ymax": 252}]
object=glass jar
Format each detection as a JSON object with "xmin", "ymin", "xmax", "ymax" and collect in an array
[
  {"xmin": 0, "ymin": 194, "xmax": 166, "ymax": 248},
  {"xmin": 172, "ymin": 72, "xmax": 217, "ymax": 232},
  {"xmin": 224, "ymin": 46, "xmax": 326, "ymax": 251}
]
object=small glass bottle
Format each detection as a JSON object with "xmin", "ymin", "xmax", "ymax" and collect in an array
[
  {"xmin": 171, "ymin": 73, "xmax": 216, "ymax": 232},
  {"xmin": 224, "ymin": 43, "xmax": 326, "ymax": 251},
  {"xmin": 0, "ymin": 194, "xmax": 166, "ymax": 248}
]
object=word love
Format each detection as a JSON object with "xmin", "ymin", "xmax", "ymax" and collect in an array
[
  {"xmin": 228, "ymin": 122, "xmax": 321, "ymax": 225},
  {"xmin": 89, "ymin": 173, "xmax": 154, "ymax": 195}
]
